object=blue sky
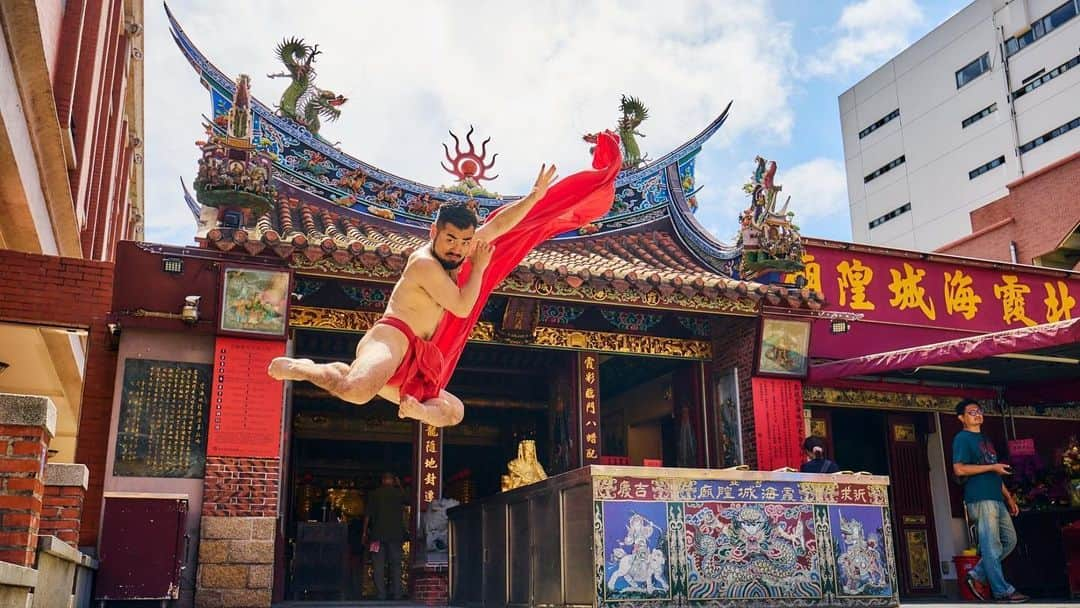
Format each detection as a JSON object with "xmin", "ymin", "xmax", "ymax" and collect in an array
[{"xmin": 144, "ymin": 0, "xmax": 971, "ymax": 247}]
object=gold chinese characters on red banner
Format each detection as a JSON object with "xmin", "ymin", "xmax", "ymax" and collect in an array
[
  {"xmin": 579, "ymin": 352, "xmax": 601, "ymax": 465},
  {"xmin": 207, "ymin": 337, "xmax": 285, "ymax": 458},
  {"xmin": 751, "ymin": 377, "xmax": 804, "ymax": 470},
  {"xmin": 791, "ymin": 246, "xmax": 1078, "ymax": 331}
]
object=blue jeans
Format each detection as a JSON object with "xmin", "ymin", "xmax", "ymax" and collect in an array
[{"xmin": 966, "ymin": 499, "xmax": 1017, "ymax": 598}]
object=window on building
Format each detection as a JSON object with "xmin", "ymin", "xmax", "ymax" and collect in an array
[
  {"xmin": 961, "ymin": 103, "xmax": 997, "ymax": 128},
  {"xmin": 968, "ymin": 155, "xmax": 1006, "ymax": 180},
  {"xmin": 858, "ymin": 109, "xmax": 901, "ymax": 139},
  {"xmin": 1012, "ymin": 51, "xmax": 1080, "ymax": 100},
  {"xmin": 956, "ymin": 53, "xmax": 991, "ymax": 88},
  {"xmin": 1004, "ymin": 0, "xmax": 1079, "ymax": 57},
  {"xmin": 1018, "ymin": 116, "xmax": 1080, "ymax": 154},
  {"xmin": 863, "ymin": 155, "xmax": 906, "ymax": 183},
  {"xmin": 868, "ymin": 202, "xmax": 912, "ymax": 230}
]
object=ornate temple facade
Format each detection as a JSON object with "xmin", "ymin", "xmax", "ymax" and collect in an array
[{"xmin": 8, "ymin": 6, "xmax": 1073, "ymax": 608}]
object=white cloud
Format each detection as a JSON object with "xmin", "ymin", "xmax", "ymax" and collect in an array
[
  {"xmin": 779, "ymin": 158, "xmax": 848, "ymax": 220},
  {"xmin": 144, "ymin": 1, "xmax": 799, "ymax": 245},
  {"xmin": 804, "ymin": 0, "xmax": 924, "ymax": 78}
]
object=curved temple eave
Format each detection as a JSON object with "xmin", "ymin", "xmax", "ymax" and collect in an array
[{"xmin": 166, "ymin": 4, "xmax": 734, "ymax": 243}]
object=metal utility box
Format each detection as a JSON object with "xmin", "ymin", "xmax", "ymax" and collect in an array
[{"xmin": 95, "ymin": 493, "xmax": 189, "ymax": 600}]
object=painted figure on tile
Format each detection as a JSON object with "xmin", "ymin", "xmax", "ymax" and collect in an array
[
  {"xmin": 836, "ymin": 514, "xmax": 889, "ymax": 595},
  {"xmin": 269, "ymin": 133, "xmax": 623, "ymax": 427},
  {"xmin": 607, "ymin": 512, "xmax": 669, "ymax": 593}
]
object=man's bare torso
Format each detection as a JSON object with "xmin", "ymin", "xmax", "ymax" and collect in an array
[{"xmin": 382, "ymin": 245, "xmax": 455, "ymax": 340}]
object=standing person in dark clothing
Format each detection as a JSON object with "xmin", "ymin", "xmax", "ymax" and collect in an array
[
  {"xmin": 951, "ymin": 398, "xmax": 1029, "ymax": 604},
  {"xmin": 800, "ymin": 435, "xmax": 840, "ymax": 474},
  {"xmin": 367, "ymin": 472, "xmax": 409, "ymax": 600}
]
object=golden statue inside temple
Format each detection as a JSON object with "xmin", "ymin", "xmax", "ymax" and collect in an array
[{"xmin": 501, "ymin": 440, "xmax": 548, "ymax": 491}]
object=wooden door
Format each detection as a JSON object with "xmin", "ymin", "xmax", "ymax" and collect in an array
[{"xmin": 886, "ymin": 413, "xmax": 942, "ymax": 596}]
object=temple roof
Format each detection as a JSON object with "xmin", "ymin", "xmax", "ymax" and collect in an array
[
  {"xmin": 169, "ymin": 5, "xmax": 821, "ymax": 313},
  {"xmin": 197, "ymin": 189, "xmax": 821, "ymax": 313}
]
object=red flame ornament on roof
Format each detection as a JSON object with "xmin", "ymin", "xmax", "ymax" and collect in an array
[{"xmin": 441, "ymin": 126, "xmax": 498, "ymax": 183}]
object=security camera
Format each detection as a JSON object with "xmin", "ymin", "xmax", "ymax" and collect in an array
[
  {"xmin": 107, "ymin": 323, "xmax": 121, "ymax": 338},
  {"xmin": 181, "ymin": 296, "xmax": 201, "ymax": 324}
]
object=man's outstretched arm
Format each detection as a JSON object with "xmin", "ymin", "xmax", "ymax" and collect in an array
[{"xmin": 476, "ymin": 164, "xmax": 557, "ymax": 242}]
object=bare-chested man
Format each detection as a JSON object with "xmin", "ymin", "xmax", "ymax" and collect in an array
[{"xmin": 268, "ymin": 165, "xmax": 559, "ymax": 427}]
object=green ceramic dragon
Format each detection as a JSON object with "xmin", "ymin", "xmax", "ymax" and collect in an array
[
  {"xmin": 267, "ymin": 37, "xmax": 347, "ymax": 135},
  {"xmin": 618, "ymin": 95, "xmax": 650, "ymax": 169}
]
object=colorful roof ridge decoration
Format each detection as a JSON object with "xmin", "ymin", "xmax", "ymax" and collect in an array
[{"xmin": 166, "ymin": 6, "xmax": 733, "ymax": 243}]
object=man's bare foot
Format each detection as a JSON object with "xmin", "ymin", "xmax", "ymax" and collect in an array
[
  {"xmin": 267, "ymin": 357, "xmax": 313, "ymax": 381},
  {"xmin": 398, "ymin": 394, "xmax": 424, "ymax": 421}
]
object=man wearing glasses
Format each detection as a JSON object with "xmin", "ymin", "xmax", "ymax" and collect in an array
[{"xmin": 952, "ymin": 398, "xmax": 1029, "ymax": 603}]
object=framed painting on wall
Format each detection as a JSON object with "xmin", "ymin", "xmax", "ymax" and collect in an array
[
  {"xmin": 219, "ymin": 267, "xmax": 291, "ymax": 337},
  {"xmin": 756, "ymin": 317, "xmax": 811, "ymax": 378}
]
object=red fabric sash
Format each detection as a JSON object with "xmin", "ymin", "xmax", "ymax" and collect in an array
[{"xmin": 429, "ymin": 131, "xmax": 622, "ymax": 394}]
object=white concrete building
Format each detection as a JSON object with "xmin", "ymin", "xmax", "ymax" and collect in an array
[{"xmin": 840, "ymin": 0, "xmax": 1080, "ymax": 251}]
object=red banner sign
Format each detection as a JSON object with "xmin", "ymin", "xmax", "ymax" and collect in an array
[
  {"xmin": 417, "ymin": 423, "xmax": 442, "ymax": 510},
  {"xmin": 793, "ymin": 245, "xmax": 1079, "ymax": 332},
  {"xmin": 751, "ymin": 377, "xmax": 804, "ymax": 470},
  {"xmin": 579, "ymin": 352, "xmax": 601, "ymax": 465},
  {"xmin": 207, "ymin": 337, "xmax": 285, "ymax": 458},
  {"xmin": 1008, "ymin": 438, "xmax": 1036, "ymax": 456}
]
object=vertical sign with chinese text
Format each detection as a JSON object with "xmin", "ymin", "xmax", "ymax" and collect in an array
[
  {"xmin": 416, "ymin": 423, "xmax": 442, "ymax": 512},
  {"xmin": 579, "ymin": 352, "xmax": 601, "ymax": 465},
  {"xmin": 751, "ymin": 377, "xmax": 804, "ymax": 470},
  {"xmin": 206, "ymin": 337, "xmax": 286, "ymax": 458}
]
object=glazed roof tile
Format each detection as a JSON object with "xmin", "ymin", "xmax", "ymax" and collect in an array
[{"xmin": 201, "ymin": 197, "xmax": 822, "ymax": 311}]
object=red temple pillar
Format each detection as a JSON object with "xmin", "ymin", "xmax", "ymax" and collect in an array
[
  {"xmin": 576, "ymin": 352, "xmax": 601, "ymax": 466},
  {"xmin": 412, "ymin": 423, "xmax": 447, "ymax": 605},
  {"xmin": 195, "ymin": 337, "xmax": 286, "ymax": 608}
]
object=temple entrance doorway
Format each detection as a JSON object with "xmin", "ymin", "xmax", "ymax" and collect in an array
[
  {"xmin": 599, "ymin": 355, "xmax": 705, "ymax": 468},
  {"xmin": 810, "ymin": 406, "xmax": 943, "ymax": 598}
]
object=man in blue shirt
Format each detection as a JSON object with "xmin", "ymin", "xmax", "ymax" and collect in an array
[{"xmin": 951, "ymin": 398, "xmax": 1029, "ymax": 603}]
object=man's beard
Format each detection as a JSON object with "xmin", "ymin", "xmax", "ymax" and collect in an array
[{"xmin": 434, "ymin": 251, "xmax": 464, "ymax": 270}]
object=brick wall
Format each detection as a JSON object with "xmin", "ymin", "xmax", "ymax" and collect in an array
[
  {"xmin": 938, "ymin": 151, "xmax": 1080, "ymax": 268},
  {"xmin": 711, "ymin": 316, "xmax": 759, "ymax": 468},
  {"xmin": 39, "ymin": 463, "xmax": 88, "ymax": 548},
  {"xmin": 0, "ymin": 249, "xmax": 117, "ymax": 547},
  {"xmin": 0, "ymin": 395, "xmax": 55, "ymax": 567},
  {"xmin": 412, "ymin": 564, "xmax": 449, "ymax": 605},
  {"xmin": 202, "ymin": 456, "xmax": 280, "ymax": 517}
]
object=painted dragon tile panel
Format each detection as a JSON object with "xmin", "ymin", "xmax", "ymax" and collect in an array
[{"xmin": 684, "ymin": 502, "xmax": 822, "ymax": 600}]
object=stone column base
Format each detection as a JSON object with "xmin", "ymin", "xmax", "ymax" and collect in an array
[
  {"xmin": 195, "ymin": 516, "xmax": 275, "ymax": 608},
  {"xmin": 412, "ymin": 563, "xmax": 449, "ymax": 605}
]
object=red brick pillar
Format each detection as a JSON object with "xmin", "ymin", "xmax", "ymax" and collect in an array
[
  {"xmin": 195, "ymin": 338, "xmax": 285, "ymax": 608},
  {"xmin": 40, "ymin": 463, "xmax": 89, "ymax": 548},
  {"xmin": 0, "ymin": 394, "xmax": 56, "ymax": 566},
  {"xmin": 711, "ymin": 317, "xmax": 759, "ymax": 467},
  {"xmin": 412, "ymin": 563, "xmax": 449, "ymax": 605}
]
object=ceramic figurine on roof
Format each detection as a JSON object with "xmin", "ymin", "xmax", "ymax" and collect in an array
[
  {"xmin": 738, "ymin": 156, "xmax": 805, "ymax": 281},
  {"xmin": 617, "ymin": 95, "xmax": 650, "ymax": 169},
  {"xmin": 439, "ymin": 127, "xmax": 501, "ymax": 201},
  {"xmin": 267, "ymin": 37, "xmax": 347, "ymax": 136},
  {"xmin": 193, "ymin": 74, "xmax": 276, "ymax": 216}
]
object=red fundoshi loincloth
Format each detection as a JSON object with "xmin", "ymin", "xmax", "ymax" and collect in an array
[
  {"xmin": 382, "ymin": 131, "xmax": 622, "ymax": 402},
  {"xmin": 377, "ymin": 315, "xmax": 445, "ymax": 402}
]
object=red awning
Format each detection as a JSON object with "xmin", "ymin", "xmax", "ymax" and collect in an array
[{"xmin": 808, "ymin": 318, "xmax": 1080, "ymax": 382}]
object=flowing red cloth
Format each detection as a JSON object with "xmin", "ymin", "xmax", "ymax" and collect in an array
[
  {"xmin": 377, "ymin": 316, "xmax": 444, "ymax": 402},
  {"xmin": 426, "ymin": 131, "xmax": 623, "ymax": 397}
]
